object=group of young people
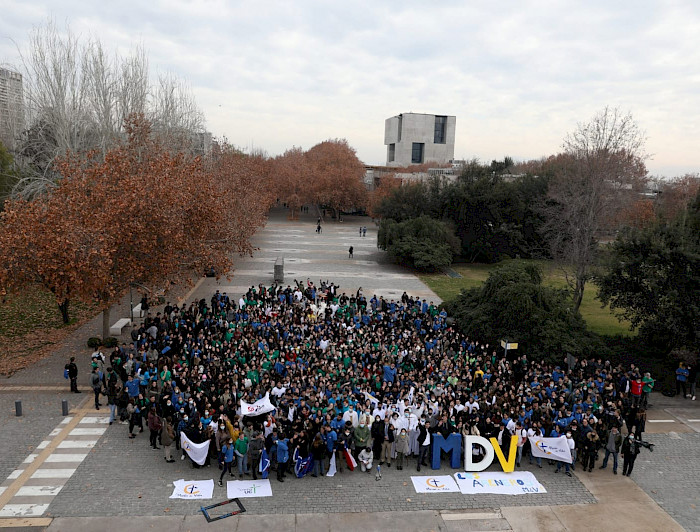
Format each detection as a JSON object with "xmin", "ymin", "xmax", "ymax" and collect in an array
[{"xmin": 85, "ymin": 278, "xmax": 658, "ymax": 483}]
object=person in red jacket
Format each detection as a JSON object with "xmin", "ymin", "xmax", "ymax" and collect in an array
[{"xmin": 629, "ymin": 375, "xmax": 644, "ymax": 407}]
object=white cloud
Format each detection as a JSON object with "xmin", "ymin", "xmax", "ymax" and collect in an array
[{"xmin": 1, "ymin": 0, "xmax": 699, "ymax": 175}]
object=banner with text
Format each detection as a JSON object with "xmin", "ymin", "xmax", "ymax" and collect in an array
[
  {"xmin": 226, "ymin": 479, "xmax": 273, "ymax": 498},
  {"xmin": 528, "ymin": 436, "xmax": 572, "ymax": 464},
  {"xmin": 169, "ymin": 479, "xmax": 214, "ymax": 499},
  {"xmin": 454, "ymin": 472, "xmax": 547, "ymax": 495},
  {"xmin": 180, "ymin": 433, "xmax": 211, "ymax": 466},
  {"xmin": 240, "ymin": 392, "xmax": 276, "ymax": 417},
  {"xmin": 411, "ymin": 475, "xmax": 460, "ymax": 493}
]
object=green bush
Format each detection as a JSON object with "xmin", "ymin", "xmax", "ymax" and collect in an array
[
  {"xmin": 102, "ymin": 337, "xmax": 118, "ymax": 348},
  {"xmin": 87, "ymin": 337, "xmax": 102, "ymax": 349},
  {"xmin": 378, "ymin": 215, "xmax": 459, "ymax": 272}
]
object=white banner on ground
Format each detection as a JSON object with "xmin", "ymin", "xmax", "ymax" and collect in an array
[
  {"xmin": 528, "ymin": 436, "xmax": 573, "ymax": 464},
  {"xmin": 169, "ymin": 479, "xmax": 214, "ymax": 499},
  {"xmin": 240, "ymin": 392, "xmax": 276, "ymax": 417},
  {"xmin": 411, "ymin": 475, "xmax": 460, "ymax": 493},
  {"xmin": 454, "ymin": 472, "xmax": 547, "ymax": 495},
  {"xmin": 226, "ymin": 479, "xmax": 273, "ymax": 498},
  {"xmin": 180, "ymin": 433, "xmax": 211, "ymax": 466}
]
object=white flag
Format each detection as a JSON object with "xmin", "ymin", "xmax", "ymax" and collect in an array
[
  {"xmin": 363, "ymin": 391, "xmax": 379, "ymax": 406},
  {"xmin": 528, "ymin": 436, "xmax": 572, "ymax": 464},
  {"xmin": 180, "ymin": 432, "xmax": 211, "ymax": 465},
  {"xmin": 169, "ymin": 478, "xmax": 214, "ymax": 499},
  {"xmin": 326, "ymin": 453, "xmax": 337, "ymax": 477},
  {"xmin": 241, "ymin": 392, "xmax": 276, "ymax": 417}
]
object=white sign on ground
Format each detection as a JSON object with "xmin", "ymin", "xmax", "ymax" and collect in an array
[
  {"xmin": 169, "ymin": 479, "xmax": 214, "ymax": 499},
  {"xmin": 410, "ymin": 475, "xmax": 460, "ymax": 493},
  {"xmin": 454, "ymin": 472, "xmax": 547, "ymax": 495},
  {"xmin": 227, "ymin": 479, "xmax": 273, "ymax": 498}
]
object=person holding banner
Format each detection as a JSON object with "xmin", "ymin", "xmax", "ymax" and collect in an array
[{"xmin": 555, "ymin": 432, "xmax": 575, "ymax": 477}]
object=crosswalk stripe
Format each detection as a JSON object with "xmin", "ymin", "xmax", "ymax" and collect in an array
[
  {"xmin": 44, "ymin": 454, "xmax": 88, "ymax": 463},
  {"xmin": 15, "ymin": 486, "xmax": 63, "ymax": 497},
  {"xmin": 57, "ymin": 440, "xmax": 96, "ymax": 449},
  {"xmin": 0, "ymin": 503, "xmax": 50, "ymax": 517},
  {"xmin": 68, "ymin": 428, "xmax": 106, "ymax": 436},
  {"xmin": 29, "ymin": 469, "xmax": 77, "ymax": 479}
]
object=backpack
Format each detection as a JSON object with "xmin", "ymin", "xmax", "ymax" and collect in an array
[{"xmin": 64, "ymin": 367, "xmax": 69, "ymax": 379}]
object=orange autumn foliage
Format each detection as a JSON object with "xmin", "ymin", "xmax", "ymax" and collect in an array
[{"xmin": 0, "ymin": 114, "xmax": 273, "ymax": 324}]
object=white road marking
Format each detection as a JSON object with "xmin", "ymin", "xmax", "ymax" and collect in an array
[
  {"xmin": 57, "ymin": 440, "xmax": 96, "ymax": 449},
  {"xmin": 647, "ymin": 419, "xmax": 675, "ymax": 423},
  {"xmin": 45, "ymin": 454, "xmax": 88, "ymax": 463},
  {"xmin": 30, "ymin": 469, "xmax": 77, "ymax": 479},
  {"xmin": 7, "ymin": 470, "xmax": 23, "ymax": 480},
  {"xmin": 36, "ymin": 441, "xmax": 51, "ymax": 450},
  {"xmin": 22, "ymin": 455, "xmax": 38, "ymax": 464},
  {"xmin": 68, "ymin": 428, "xmax": 106, "ymax": 436},
  {"xmin": 0, "ymin": 503, "xmax": 50, "ymax": 517},
  {"xmin": 16, "ymin": 486, "xmax": 63, "ymax": 497}
]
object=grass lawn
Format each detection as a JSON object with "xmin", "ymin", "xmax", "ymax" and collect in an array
[
  {"xmin": 420, "ymin": 260, "xmax": 635, "ymax": 337},
  {"xmin": 0, "ymin": 286, "xmax": 95, "ymax": 375}
]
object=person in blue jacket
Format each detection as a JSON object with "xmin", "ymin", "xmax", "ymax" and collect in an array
[
  {"xmin": 276, "ymin": 436, "xmax": 290, "ymax": 482},
  {"xmin": 219, "ymin": 437, "xmax": 235, "ymax": 486}
]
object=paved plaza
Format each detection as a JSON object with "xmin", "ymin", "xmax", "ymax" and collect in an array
[{"xmin": 0, "ymin": 208, "xmax": 698, "ymax": 531}]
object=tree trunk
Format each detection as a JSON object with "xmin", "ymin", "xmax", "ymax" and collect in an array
[
  {"xmin": 572, "ymin": 274, "xmax": 585, "ymax": 314},
  {"xmin": 58, "ymin": 298, "xmax": 70, "ymax": 324},
  {"xmin": 102, "ymin": 307, "xmax": 111, "ymax": 339}
]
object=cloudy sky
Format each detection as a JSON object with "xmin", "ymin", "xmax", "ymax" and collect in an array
[{"xmin": 1, "ymin": 1, "xmax": 699, "ymax": 176}]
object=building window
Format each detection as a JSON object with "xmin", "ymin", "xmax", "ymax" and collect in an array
[
  {"xmin": 397, "ymin": 115, "xmax": 402, "ymax": 142},
  {"xmin": 411, "ymin": 143, "xmax": 424, "ymax": 164},
  {"xmin": 434, "ymin": 115, "xmax": 447, "ymax": 144},
  {"xmin": 388, "ymin": 143, "xmax": 395, "ymax": 162}
]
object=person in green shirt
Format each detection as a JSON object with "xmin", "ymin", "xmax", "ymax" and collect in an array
[
  {"xmin": 641, "ymin": 373, "xmax": 655, "ymax": 407},
  {"xmin": 234, "ymin": 433, "xmax": 249, "ymax": 477}
]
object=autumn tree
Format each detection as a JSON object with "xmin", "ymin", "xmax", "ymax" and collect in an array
[
  {"xmin": 272, "ymin": 147, "xmax": 310, "ymax": 219},
  {"xmin": 542, "ymin": 107, "xmax": 647, "ymax": 313},
  {"xmin": 306, "ymin": 139, "xmax": 367, "ymax": 219},
  {"xmin": 0, "ymin": 115, "xmax": 271, "ymax": 337},
  {"xmin": 368, "ymin": 174, "xmax": 402, "ymax": 218}
]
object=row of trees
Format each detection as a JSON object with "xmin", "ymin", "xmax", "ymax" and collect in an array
[
  {"xmin": 272, "ymin": 140, "xmax": 368, "ymax": 220},
  {"xmin": 3, "ymin": 22, "xmax": 206, "ymax": 201},
  {"xmin": 0, "ymin": 115, "xmax": 274, "ymax": 338}
]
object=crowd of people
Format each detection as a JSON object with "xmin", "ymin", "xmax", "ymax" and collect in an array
[{"xmin": 84, "ymin": 278, "xmax": 664, "ymax": 483}]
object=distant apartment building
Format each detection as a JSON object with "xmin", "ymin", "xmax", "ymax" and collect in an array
[
  {"xmin": 0, "ymin": 68, "xmax": 24, "ymax": 150},
  {"xmin": 384, "ymin": 112, "xmax": 455, "ymax": 167}
]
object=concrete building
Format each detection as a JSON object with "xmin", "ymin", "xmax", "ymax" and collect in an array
[
  {"xmin": 0, "ymin": 68, "xmax": 24, "ymax": 150},
  {"xmin": 384, "ymin": 112, "xmax": 455, "ymax": 167}
]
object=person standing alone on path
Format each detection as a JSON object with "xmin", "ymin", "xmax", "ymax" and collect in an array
[
  {"xmin": 66, "ymin": 357, "xmax": 80, "ymax": 393},
  {"xmin": 348, "ymin": 246, "xmax": 353, "ymax": 259}
]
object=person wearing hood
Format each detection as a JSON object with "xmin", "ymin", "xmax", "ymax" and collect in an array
[
  {"xmin": 395, "ymin": 428, "xmax": 409, "ymax": 470},
  {"xmin": 581, "ymin": 430, "xmax": 600, "ymax": 472}
]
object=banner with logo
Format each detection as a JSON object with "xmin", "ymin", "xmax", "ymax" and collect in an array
[
  {"xmin": 169, "ymin": 479, "xmax": 214, "ymax": 499},
  {"xmin": 528, "ymin": 436, "xmax": 572, "ymax": 463},
  {"xmin": 454, "ymin": 472, "xmax": 547, "ymax": 495},
  {"xmin": 411, "ymin": 475, "xmax": 460, "ymax": 493},
  {"xmin": 180, "ymin": 433, "xmax": 211, "ymax": 466},
  {"xmin": 226, "ymin": 479, "xmax": 273, "ymax": 498},
  {"xmin": 240, "ymin": 392, "xmax": 276, "ymax": 417}
]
